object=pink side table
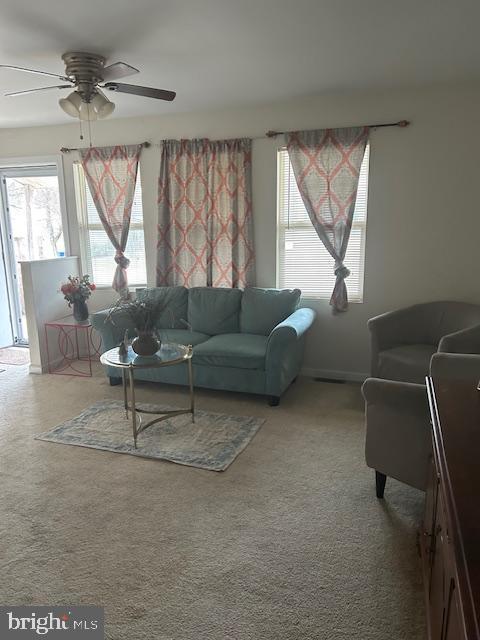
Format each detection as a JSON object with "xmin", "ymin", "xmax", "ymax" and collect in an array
[{"xmin": 45, "ymin": 315, "xmax": 102, "ymax": 377}]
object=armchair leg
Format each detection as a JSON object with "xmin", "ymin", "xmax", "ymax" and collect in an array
[
  {"xmin": 375, "ymin": 471, "xmax": 387, "ymax": 499},
  {"xmin": 267, "ymin": 396, "xmax": 280, "ymax": 407},
  {"xmin": 109, "ymin": 376, "xmax": 122, "ymax": 386}
]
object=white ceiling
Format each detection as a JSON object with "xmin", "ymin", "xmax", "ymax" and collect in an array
[{"xmin": 1, "ymin": 0, "xmax": 479, "ymax": 128}]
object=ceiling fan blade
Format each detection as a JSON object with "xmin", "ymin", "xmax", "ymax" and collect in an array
[
  {"xmin": 4, "ymin": 85, "xmax": 72, "ymax": 97},
  {"xmin": 0, "ymin": 64, "xmax": 70, "ymax": 82},
  {"xmin": 103, "ymin": 82, "xmax": 176, "ymax": 101},
  {"xmin": 101, "ymin": 62, "xmax": 139, "ymax": 81}
]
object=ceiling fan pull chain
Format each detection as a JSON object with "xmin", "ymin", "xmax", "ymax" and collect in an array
[
  {"xmin": 79, "ymin": 118, "xmax": 84, "ymax": 141},
  {"xmin": 87, "ymin": 116, "xmax": 93, "ymax": 148}
]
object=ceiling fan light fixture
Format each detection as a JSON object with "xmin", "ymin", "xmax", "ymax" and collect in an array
[
  {"xmin": 58, "ymin": 91, "xmax": 82, "ymax": 118},
  {"xmin": 78, "ymin": 100, "xmax": 98, "ymax": 122},
  {"xmin": 90, "ymin": 91, "xmax": 115, "ymax": 119}
]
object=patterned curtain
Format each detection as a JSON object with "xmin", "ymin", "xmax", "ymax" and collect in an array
[
  {"xmin": 157, "ymin": 138, "xmax": 255, "ymax": 288},
  {"xmin": 286, "ymin": 127, "xmax": 369, "ymax": 312},
  {"xmin": 80, "ymin": 144, "xmax": 142, "ymax": 297}
]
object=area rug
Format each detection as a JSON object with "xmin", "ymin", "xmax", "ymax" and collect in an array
[
  {"xmin": 0, "ymin": 347, "xmax": 30, "ymax": 365},
  {"xmin": 35, "ymin": 400, "xmax": 265, "ymax": 471}
]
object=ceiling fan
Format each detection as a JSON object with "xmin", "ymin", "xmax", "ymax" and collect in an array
[{"xmin": 0, "ymin": 51, "xmax": 176, "ymax": 120}]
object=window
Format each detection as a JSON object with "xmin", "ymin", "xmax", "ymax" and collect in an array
[
  {"xmin": 277, "ymin": 144, "xmax": 369, "ymax": 301},
  {"xmin": 74, "ymin": 164, "xmax": 147, "ymax": 287}
]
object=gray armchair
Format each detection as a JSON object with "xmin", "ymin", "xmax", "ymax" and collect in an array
[
  {"xmin": 362, "ymin": 377, "xmax": 430, "ymax": 497},
  {"xmin": 362, "ymin": 352, "xmax": 480, "ymax": 498},
  {"xmin": 368, "ymin": 301, "xmax": 480, "ymax": 383}
]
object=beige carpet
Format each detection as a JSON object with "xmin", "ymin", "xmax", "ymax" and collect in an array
[{"xmin": 0, "ymin": 365, "xmax": 425, "ymax": 640}]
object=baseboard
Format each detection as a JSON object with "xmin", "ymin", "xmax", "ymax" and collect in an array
[
  {"xmin": 300, "ymin": 367, "xmax": 369, "ymax": 383},
  {"xmin": 30, "ymin": 357, "xmax": 63, "ymax": 374},
  {"xmin": 29, "ymin": 360, "xmax": 367, "ymax": 382},
  {"xmin": 29, "ymin": 364, "xmax": 43, "ymax": 375}
]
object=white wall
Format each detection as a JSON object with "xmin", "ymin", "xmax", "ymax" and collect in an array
[
  {"xmin": 20, "ymin": 256, "xmax": 79, "ymax": 373},
  {"xmin": 2, "ymin": 83, "xmax": 479, "ymax": 378}
]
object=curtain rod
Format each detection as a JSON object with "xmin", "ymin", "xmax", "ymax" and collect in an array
[
  {"xmin": 60, "ymin": 141, "xmax": 151, "ymax": 153},
  {"xmin": 265, "ymin": 120, "xmax": 410, "ymax": 138},
  {"xmin": 59, "ymin": 120, "xmax": 409, "ymax": 153},
  {"xmin": 150, "ymin": 120, "xmax": 410, "ymax": 143}
]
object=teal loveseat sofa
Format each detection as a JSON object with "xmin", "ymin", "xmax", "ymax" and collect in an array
[{"xmin": 92, "ymin": 286, "xmax": 316, "ymax": 405}]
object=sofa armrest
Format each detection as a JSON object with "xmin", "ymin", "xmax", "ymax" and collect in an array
[
  {"xmin": 91, "ymin": 308, "xmax": 113, "ymax": 326},
  {"xmin": 265, "ymin": 308, "xmax": 316, "ymax": 397},
  {"xmin": 91, "ymin": 307, "xmax": 135, "ymax": 352},
  {"xmin": 267, "ymin": 308, "xmax": 316, "ymax": 350},
  {"xmin": 438, "ymin": 323, "xmax": 480, "ymax": 354}
]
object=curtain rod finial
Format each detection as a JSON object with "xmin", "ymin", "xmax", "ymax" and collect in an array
[
  {"xmin": 398, "ymin": 120, "xmax": 410, "ymax": 127},
  {"xmin": 266, "ymin": 130, "xmax": 280, "ymax": 138}
]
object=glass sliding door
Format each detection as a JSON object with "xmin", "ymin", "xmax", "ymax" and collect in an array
[
  {"xmin": 0, "ymin": 230, "xmax": 14, "ymax": 348},
  {"xmin": 0, "ymin": 166, "xmax": 64, "ymax": 345}
]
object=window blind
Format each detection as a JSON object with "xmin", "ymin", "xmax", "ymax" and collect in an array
[
  {"xmin": 277, "ymin": 144, "xmax": 369, "ymax": 301},
  {"xmin": 75, "ymin": 164, "xmax": 147, "ymax": 288}
]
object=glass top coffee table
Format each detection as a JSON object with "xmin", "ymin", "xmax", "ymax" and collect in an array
[{"xmin": 100, "ymin": 342, "xmax": 194, "ymax": 448}]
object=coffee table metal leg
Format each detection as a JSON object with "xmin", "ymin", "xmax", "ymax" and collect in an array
[
  {"xmin": 128, "ymin": 366, "xmax": 137, "ymax": 448},
  {"xmin": 122, "ymin": 369, "xmax": 128, "ymax": 418},
  {"xmin": 188, "ymin": 357, "xmax": 195, "ymax": 423}
]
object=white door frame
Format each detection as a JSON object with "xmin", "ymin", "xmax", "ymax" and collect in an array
[
  {"xmin": 0, "ymin": 211, "xmax": 14, "ymax": 347},
  {"xmin": 0, "ymin": 155, "xmax": 70, "ymax": 344}
]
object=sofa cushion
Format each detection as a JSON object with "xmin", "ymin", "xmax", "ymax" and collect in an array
[
  {"xmin": 136, "ymin": 286, "xmax": 188, "ymax": 329},
  {"xmin": 240, "ymin": 287, "xmax": 301, "ymax": 335},
  {"xmin": 158, "ymin": 329, "xmax": 210, "ymax": 347},
  {"xmin": 188, "ymin": 287, "xmax": 242, "ymax": 335},
  {"xmin": 192, "ymin": 333, "xmax": 268, "ymax": 370},
  {"xmin": 377, "ymin": 344, "xmax": 437, "ymax": 384}
]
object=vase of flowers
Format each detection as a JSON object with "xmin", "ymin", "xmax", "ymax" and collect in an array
[
  {"xmin": 61, "ymin": 275, "xmax": 96, "ymax": 322},
  {"xmin": 72, "ymin": 299, "xmax": 89, "ymax": 322},
  {"xmin": 107, "ymin": 297, "xmax": 166, "ymax": 356}
]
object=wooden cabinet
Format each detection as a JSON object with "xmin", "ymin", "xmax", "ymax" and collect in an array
[{"xmin": 421, "ymin": 378, "xmax": 480, "ymax": 640}]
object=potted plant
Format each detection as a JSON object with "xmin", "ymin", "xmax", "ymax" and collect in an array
[
  {"xmin": 107, "ymin": 296, "xmax": 167, "ymax": 356},
  {"xmin": 60, "ymin": 275, "xmax": 96, "ymax": 322}
]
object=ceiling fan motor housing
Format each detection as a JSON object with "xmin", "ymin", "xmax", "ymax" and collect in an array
[{"xmin": 62, "ymin": 51, "xmax": 106, "ymax": 101}]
